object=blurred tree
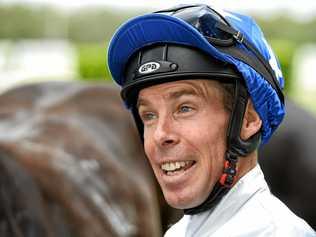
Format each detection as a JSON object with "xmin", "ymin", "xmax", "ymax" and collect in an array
[
  {"xmin": 68, "ymin": 8, "xmax": 145, "ymax": 43},
  {"xmin": 0, "ymin": 4, "xmax": 314, "ymax": 89},
  {"xmin": 0, "ymin": 5, "xmax": 67, "ymax": 39},
  {"xmin": 269, "ymin": 39, "xmax": 297, "ymax": 94},
  {"xmin": 76, "ymin": 43, "xmax": 111, "ymax": 81},
  {"xmin": 0, "ymin": 5, "xmax": 315, "ymax": 43},
  {"xmin": 257, "ymin": 16, "xmax": 316, "ymax": 44}
]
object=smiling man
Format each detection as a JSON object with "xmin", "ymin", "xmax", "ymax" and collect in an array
[
  {"xmin": 137, "ymin": 79, "xmax": 258, "ymax": 210},
  {"xmin": 107, "ymin": 4, "xmax": 316, "ymax": 236}
]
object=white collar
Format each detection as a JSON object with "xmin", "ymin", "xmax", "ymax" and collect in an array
[{"xmin": 184, "ymin": 164, "xmax": 269, "ymax": 236}]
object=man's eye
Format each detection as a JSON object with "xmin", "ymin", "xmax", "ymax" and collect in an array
[
  {"xmin": 179, "ymin": 105, "xmax": 193, "ymax": 113},
  {"xmin": 141, "ymin": 112, "xmax": 157, "ymax": 121}
]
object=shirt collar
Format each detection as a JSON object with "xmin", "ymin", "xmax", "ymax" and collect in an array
[{"xmin": 185, "ymin": 164, "xmax": 269, "ymax": 235}]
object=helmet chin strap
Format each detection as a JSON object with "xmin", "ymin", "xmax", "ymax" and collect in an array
[{"xmin": 184, "ymin": 80, "xmax": 261, "ymax": 215}]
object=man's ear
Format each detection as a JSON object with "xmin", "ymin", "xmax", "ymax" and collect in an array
[{"xmin": 241, "ymin": 100, "xmax": 262, "ymax": 140}]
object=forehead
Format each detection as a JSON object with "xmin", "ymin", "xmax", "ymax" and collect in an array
[{"xmin": 137, "ymin": 79, "xmax": 221, "ymax": 106}]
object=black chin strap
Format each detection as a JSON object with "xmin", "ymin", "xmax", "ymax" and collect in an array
[
  {"xmin": 183, "ymin": 152, "xmax": 239, "ymax": 215},
  {"xmin": 183, "ymin": 182, "xmax": 229, "ymax": 215},
  {"xmin": 183, "ymin": 152, "xmax": 238, "ymax": 215},
  {"xmin": 184, "ymin": 80, "xmax": 260, "ymax": 215}
]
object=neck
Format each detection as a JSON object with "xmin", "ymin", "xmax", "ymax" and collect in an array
[{"xmin": 235, "ymin": 151, "xmax": 258, "ymax": 182}]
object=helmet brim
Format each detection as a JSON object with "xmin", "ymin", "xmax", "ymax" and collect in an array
[{"xmin": 108, "ymin": 13, "xmax": 226, "ymax": 86}]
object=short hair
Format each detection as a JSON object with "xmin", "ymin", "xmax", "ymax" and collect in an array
[
  {"xmin": 205, "ymin": 80, "xmax": 234, "ymax": 113},
  {"xmin": 221, "ymin": 83, "xmax": 235, "ymax": 113}
]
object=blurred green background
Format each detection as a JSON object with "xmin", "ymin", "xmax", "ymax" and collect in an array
[{"xmin": 0, "ymin": 3, "xmax": 316, "ymax": 114}]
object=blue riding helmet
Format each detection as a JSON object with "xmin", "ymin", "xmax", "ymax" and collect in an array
[{"xmin": 107, "ymin": 4, "xmax": 285, "ymax": 145}]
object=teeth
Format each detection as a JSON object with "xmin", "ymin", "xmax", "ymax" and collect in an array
[{"xmin": 161, "ymin": 161, "xmax": 192, "ymax": 172}]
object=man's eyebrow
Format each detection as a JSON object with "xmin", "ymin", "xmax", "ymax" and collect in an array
[
  {"xmin": 137, "ymin": 87, "xmax": 199, "ymax": 109},
  {"xmin": 166, "ymin": 88, "xmax": 199, "ymax": 100},
  {"xmin": 137, "ymin": 97, "xmax": 149, "ymax": 109}
]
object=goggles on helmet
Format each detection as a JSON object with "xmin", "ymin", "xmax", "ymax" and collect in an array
[{"xmin": 154, "ymin": 4, "xmax": 284, "ymax": 104}]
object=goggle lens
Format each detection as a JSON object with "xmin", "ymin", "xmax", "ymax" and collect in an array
[{"xmin": 156, "ymin": 5, "xmax": 232, "ymax": 41}]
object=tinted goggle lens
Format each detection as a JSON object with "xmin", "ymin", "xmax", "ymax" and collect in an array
[{"xmin": 156, "ymin": 5, "xmax": 232, "ymax": 41}]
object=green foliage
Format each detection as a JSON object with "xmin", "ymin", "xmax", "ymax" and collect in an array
[
  {"xmin": 0, "ymin": 5, "xmax": 143, "ymax": 42},
  {"xmin": 68, "ymin": 8, "xmax": 142, "ymax": 43},
  {"xmin": 256, "ymin": 16, "xmax": 316, "ymax": 44},
  {"xmin": 0, "ymin": 4, "xmax": 309, "ymax": 93},
  {"xmin": 76, "ymin": 43, "xmax": 111, "ymax": 81},
  {"xmin": 1, "ymin": 4, "xmax": 315, "ymax": 44},
  {"xmin": 269, "ymin": 39, "xmax": 297, "ymax": 94},
  {"xmin": 0, "ymin": 4, "xmax": 67, "ymax": 39}
]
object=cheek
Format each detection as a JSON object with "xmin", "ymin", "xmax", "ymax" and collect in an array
[
  {"xmin": 183, "ymin": 116, "xmax": 227, "ymax": 148},
  {"xmin": 184, "ymin": 114, "xmax": 228, "ymax": 164},
  {"xmin": 143, "ymin": 126, "xmax": 152, "ymax": 150}
]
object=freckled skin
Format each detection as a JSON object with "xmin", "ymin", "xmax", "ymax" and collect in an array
[{"xmin": 138, "ymin": 80, "xmax": 231, "ymax": 209}]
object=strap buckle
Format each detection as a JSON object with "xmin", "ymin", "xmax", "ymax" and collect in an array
[
  {"xmin": 233, "ymin": 31, "xmax": 244, "ymax": 43},
  {"xmin": 219, "ymin": 153, "xmax": 238, "ymax": 187}
]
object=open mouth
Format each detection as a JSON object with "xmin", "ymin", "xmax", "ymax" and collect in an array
[{"xmin": 161, "ymin": 160, "xmax": 196, "ymax": 176}]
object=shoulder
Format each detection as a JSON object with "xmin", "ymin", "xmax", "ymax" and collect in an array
[
  {"xmin": 247, "ymin": 190, "xmax": 315, "ymax": 236},
  {"xmin": 214, "ymin": 191, "xmax": 316, "ymax": 236}
]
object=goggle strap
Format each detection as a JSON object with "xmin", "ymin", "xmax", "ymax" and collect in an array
[
  {"xmin": 242, "ymin": 40, "xmax": 285, "ymax": 104},
  {"xmin": 154, "ymin": 4, "xmax": 201, "ymax": 14},
  {"xmin": 215, "ymin": 22, "xmax": 284, "ymax": 104},
  {"xmin": 215, "ymin": 21, "xmax": 238, "ymax": 37},
  {"xmin": 217, "ymin": 46, "xmax": 284, "ymax": 104}
]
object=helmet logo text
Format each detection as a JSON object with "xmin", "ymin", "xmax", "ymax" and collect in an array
[{"xmin": 138, "ymin": 62, "xmax": 160, "ymax": 74}]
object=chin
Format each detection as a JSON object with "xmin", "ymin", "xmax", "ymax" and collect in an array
[
  {"xmin": 166, "ymin": 200, "xmax": 190, "ymax": 209},
  {"xmin": 164, "ymin": 192, "xmax": 202, "ymax": 209},
  {"xmin": 163, "ymin": 184, "xmax": 216, "ymax": 210}
]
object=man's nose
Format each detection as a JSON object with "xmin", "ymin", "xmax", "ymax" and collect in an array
[{"xmin": 153, "ymin": 115, "xmax": 179, "ymax": 147}]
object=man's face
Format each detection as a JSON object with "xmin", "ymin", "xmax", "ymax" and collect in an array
[{"xmin": 137, "ymin": 79, "xmax": 230, "ymax": 209}]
